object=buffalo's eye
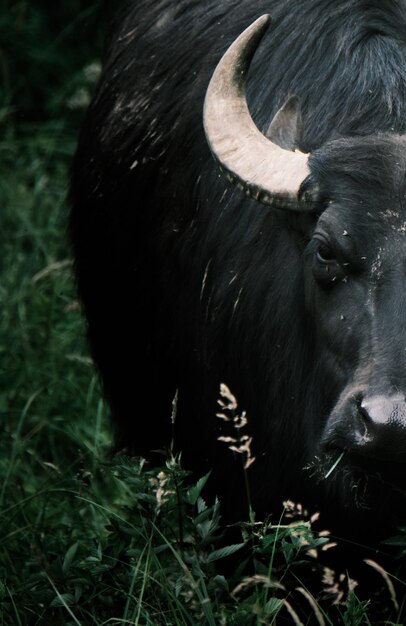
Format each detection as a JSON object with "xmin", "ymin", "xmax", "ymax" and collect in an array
[
  {"xmin": 316, "ymin": 244, "xmax": 335, "ymax": 265},
  {"xmin": 312, "ymin": 240, "xmax": 345, "ymax": 286}
]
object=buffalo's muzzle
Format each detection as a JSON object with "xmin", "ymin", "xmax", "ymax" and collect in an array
[{"xmin": 323, "ymin": 394, "xmax": 406, "ymax": 462}]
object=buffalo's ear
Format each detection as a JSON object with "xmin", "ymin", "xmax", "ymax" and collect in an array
[{"xmin": 266, "ymin": 96, "xmax": 303, "ymax": 151}]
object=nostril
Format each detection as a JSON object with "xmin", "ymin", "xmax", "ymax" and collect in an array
[
  {"xmin": 354, "ymin": 400, "xmax": 373, "ymax": 443},
  {"xmin": 357, "ymin": 400, "xmax": 371, "ymax": 422}
]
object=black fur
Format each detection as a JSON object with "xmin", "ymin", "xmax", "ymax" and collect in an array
[{"xmin": 70, "ymin": 0, "xmax": 406, "ymax": 538}]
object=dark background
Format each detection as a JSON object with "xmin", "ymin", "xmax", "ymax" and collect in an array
[{"xmin": 1, "ymin": 0, "xmax": 110, "ymax": 124}]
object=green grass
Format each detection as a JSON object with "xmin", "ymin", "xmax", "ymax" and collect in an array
[{"xmin": 1, "ymin": 2, "xmax": 406, "ymax": 624}]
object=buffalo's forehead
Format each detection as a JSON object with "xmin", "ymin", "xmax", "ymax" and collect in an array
[
  {"xmin": 313, "ymin": 133, "xmax": 406, "ymax": 264},
  {"xmin": 313, "ymin": 133, "xmax": 406, "ymax": 205}
]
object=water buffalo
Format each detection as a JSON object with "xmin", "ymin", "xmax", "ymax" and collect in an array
[{"xmin": 70, "ymin": 0, "xmax": 406, "ymax": 540}]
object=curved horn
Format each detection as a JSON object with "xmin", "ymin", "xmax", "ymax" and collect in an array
[{"xmin": 203, "ymin": 15, "xmax": 314, "ymax": 212}]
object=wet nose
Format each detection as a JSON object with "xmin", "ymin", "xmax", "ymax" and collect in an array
[
  {"xmin": 356, "ymin": 394, "xmax": 406, "ymax": 459},
  {"xmin": 360, "ymin": 395, "xmax": 406, "ymax": 427}
]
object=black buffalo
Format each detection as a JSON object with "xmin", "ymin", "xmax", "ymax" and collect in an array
[{"xmin": 70, "ymin": 0, "xmax": 406, "ymax": 541}]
